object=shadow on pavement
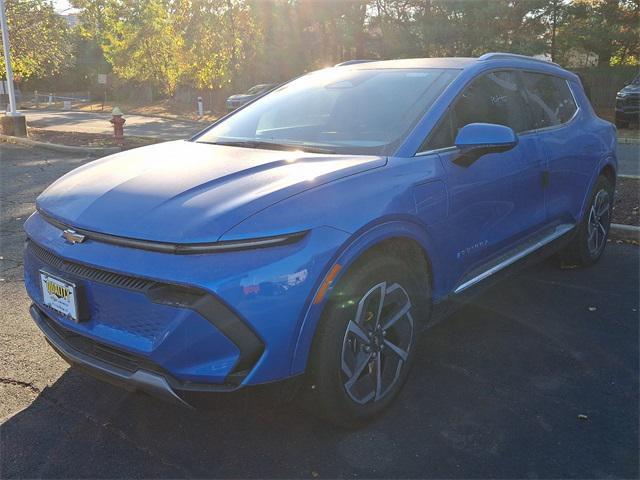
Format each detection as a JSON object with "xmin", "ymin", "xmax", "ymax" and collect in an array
[{"xmin": 2, "ymin": 247, "xmax": 638, "ymax": 479}]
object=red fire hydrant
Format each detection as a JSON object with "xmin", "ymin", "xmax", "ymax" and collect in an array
[{"xmin": 110, "ymin": 107, "xmax": 126, "ymax": 147}]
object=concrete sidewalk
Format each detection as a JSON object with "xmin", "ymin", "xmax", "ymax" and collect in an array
[{"xmin": 22, "ymin": 110, "xmax": 206, "ymax": 140}]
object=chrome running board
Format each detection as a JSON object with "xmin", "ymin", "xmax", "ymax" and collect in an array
[{"xmin": 454, "ymin": 223, "xmax": 574, "ymax": 294}]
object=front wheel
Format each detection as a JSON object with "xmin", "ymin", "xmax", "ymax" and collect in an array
[{"xmin": 306, "ymin": 254, "xmax": 429, "ymax": 428}]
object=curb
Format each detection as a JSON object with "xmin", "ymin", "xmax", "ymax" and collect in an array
[
  {"xmin": 610, "ymin": 223, "xmax": 640, "ymax": 241},
  {"xmin": 618, "ymin": 137, "xmax": 640, "ymax": 145},
  {"xmin": 0, "ymin": 134, "xmax": 120, "ymax": 155}
]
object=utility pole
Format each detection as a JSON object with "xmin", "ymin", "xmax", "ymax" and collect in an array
[{"xmin": 0, "ymin": 0, "xmax": 26, "ymax": 135}]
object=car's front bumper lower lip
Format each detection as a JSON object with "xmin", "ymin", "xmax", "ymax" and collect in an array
[
  {"xmin": 30, "ymin": 304, "xmax": 255, "ymax": 407},
  {"xmin": 30, "ymin": 303, "xmax": 198, "ymax": 407}
]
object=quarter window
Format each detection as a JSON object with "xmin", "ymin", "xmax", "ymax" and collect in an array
[
  {"xmin": 423, "ymin": 70, "xmax": 531, "ymax": 152},
  {"xmin": 522, "ymin": 72, "xmax": 577, "ymax": 128}
]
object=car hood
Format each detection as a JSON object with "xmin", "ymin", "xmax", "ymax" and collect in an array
[
  {"xmin": 619, "ymin": 83, "xmax": 640, "ymax": 95},
  {"xmin": 37, "ymin": 140, "xmax": 386, "ymax": 243}
]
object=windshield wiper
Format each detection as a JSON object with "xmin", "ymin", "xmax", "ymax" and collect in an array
[{"xmin": 202, "ymin": 139, "xmax": 336, "ymax": 155}]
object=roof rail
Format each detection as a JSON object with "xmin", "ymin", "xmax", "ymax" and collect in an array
[
  {"xmin": 478, "ymin": 52, "xmax": 561, "ymax": 67},
  {"xmin": 334, "ymin": 59, "xmax": 374, "ymax": 67}
]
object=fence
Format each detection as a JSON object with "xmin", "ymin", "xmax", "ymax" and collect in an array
[{"xmin": 31, "ymin": 91, "xmax": 90, "ymax": 109}]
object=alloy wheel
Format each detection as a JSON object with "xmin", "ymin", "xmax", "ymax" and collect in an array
[
  {"xmin": 340, "ymin": 281, "xmax": 414, "ymax": 405},
  {"xmin": 587, "ymin": 189, "xmax": 611, "ymax": 257}
]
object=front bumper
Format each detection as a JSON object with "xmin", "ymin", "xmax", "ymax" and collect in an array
[
  {"xmin": 30, "ymin": 304, "xmax": 194, "ymax": 406},
  {"xmin": 615, "ymin": 96, "xmax": 640, "ymax": 119},
  {"xmin": 24, "ymin": 212, "xmax": 348, "ymax": 388}
]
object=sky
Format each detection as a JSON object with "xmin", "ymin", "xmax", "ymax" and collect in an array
[{"xmin": 53, "ymin": 0, "xmax": 75, "ymax": 14}]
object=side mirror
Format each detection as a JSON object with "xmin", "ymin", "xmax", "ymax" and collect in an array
[{"xmin": 453, "ymin": 123, "xmax": 518, "ymax": 167}]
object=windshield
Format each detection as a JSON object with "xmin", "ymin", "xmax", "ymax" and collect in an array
[
  {"xmin": 246, "ymin": 85, "xmax": 270, "ymax": 94},
  {"xmin": 632, "ymin": 74, "xmax": 640, "ymax": 85},
  {"xmin": 197, "ymin": 67, "xmax": 460, "ymax": 155}
]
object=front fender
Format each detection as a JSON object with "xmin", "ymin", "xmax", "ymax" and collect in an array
[{"xmin": 289, "ymin": 218, "xmax": 443, "ymax": 376}]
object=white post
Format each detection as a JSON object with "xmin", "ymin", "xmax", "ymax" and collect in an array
[
  {"xmin": 0, "ymin": 0, "xmax": 17, "ymax": 116},
  {"xmin": 197, "ymin": 96, "xmax": 204, "ymax": 118}
]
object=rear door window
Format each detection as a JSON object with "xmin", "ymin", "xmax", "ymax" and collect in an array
[{"xmin": 522, "ymin": 72, "xmax": 577, "ymax": 129}]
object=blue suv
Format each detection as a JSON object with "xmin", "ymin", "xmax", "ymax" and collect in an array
[{"xmin": 24, "ymin": 53, "xmax": 617, "ymax": 427}]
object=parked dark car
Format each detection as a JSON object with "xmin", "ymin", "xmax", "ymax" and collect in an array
[
  {"xmin": 615, "ymin": 73, "xmax": 640, "ymax": 128},
  {"xmin": 226, "ymin": 83, "xmax": 278, "ymax": 112}
]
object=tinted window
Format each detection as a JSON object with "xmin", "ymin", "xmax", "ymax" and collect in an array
[
  {"xmin": 423, "ymin": 71, "xmax": 530, "ymax": 152},
  {"xmin": 522, "ymin": 72, "xmax": 577, "ymax": 128},
  {"xmin": 198, "ymin": 68, "xmax": 460, "ymax": 155},
  {"xmin": 453, "ymin": 71, "xmax": 530, "ymax": 133}
]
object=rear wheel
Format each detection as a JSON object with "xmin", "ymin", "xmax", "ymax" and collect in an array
[
  {"xmin": 559, "ymin": 175, "xmax": 613, "ymax": 267},
  {"xmin": 306, "ymin": 254, "xmax": 429, "ymax": 428}
]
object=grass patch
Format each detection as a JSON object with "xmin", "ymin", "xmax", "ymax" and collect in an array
[
  {"xmin": 27, "ymin": 128, "xmax": 161, "ymax": 150},
  {"xmin": 613, "ymin": 177, "xmax": 639, "ymax": 226}
]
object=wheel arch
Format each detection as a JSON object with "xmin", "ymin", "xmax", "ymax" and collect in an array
[
  {"xmin": 578, "ymin": 156, "xmax": 617, "ymax": 223},
  {"xmin": 289, "ymin": 219, "xmax": 440, "ymax": 376},
  {"xmin": 600, "ymin": 163, "xmax": 617, "ymax": 189}
]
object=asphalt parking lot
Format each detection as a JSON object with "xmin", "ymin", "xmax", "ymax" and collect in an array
[{"xmin": 1, "ymin": 143, "xmax": 638, "ymax": 479}]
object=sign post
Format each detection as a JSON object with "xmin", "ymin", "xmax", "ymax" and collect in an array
[
  {"xmin": 98, "ymin": 73, "xmax": 108, "ymax": 111},
  {"xmin": 0, "ymin": 0, "xmax": 26, "ymax": 135}
]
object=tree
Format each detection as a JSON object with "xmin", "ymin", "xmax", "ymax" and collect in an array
[
  {"xmin": 560, "ymin": 0, "xmax": 640, "ymax": 66},
  {"xmin": 0, "ymin": 0, "xmax": 72, "ymax": 82},
  {"xmin": 74, "ymin": 0, "xmax": 183, "ymax": 96},
  {"xmin": 175, "ymin": 0, "xmax": 260, "ymax": 90},
  {"xmin": 104, "ymin": 0, "xmax": 183, "ymax": 95}
]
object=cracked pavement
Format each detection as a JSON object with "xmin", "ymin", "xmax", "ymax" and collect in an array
[{"xmin": 0, "ymin": 143, "xmax": 638, "ymax": 478}]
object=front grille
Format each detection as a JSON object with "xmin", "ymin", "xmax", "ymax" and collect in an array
[
  {"xmin": 626, "ymin": 95, "xmax": 640, "ymax": 106},
  {"xmin": 28, "ymin": 240, "xmax": 155, "ymax": 292},
  {"xmin": 39, "ymin": 308, "xmax": 163, "ymax": 374}
]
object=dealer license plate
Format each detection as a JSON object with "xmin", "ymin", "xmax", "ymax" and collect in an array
[{"xmin": 40, "ymin": 271, "xmax": 79, "ymax": 321}]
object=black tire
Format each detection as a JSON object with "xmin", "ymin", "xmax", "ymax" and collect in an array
[
  {"xmin": 559, "ymin": 175, "xmax": 614, "ymax": 267},
  {"xmin": 306, "ymin": 252, "xmax": 430, "ymax": 428}
]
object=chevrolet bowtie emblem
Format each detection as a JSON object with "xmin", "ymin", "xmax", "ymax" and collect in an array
[{"xmin": 62, "ymin": 229, "xmax": 86, "ymax": 244}]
